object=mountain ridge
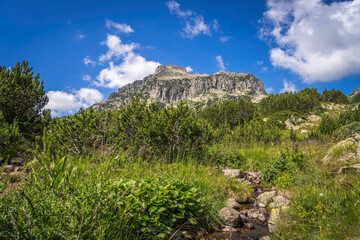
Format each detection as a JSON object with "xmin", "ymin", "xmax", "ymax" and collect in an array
[{"xmin": 93, "ymin": 65, "xmax": 268, "ymax": 111}]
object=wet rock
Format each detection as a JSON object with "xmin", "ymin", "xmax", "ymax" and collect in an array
[
  {"xmin": 226, "ymin": 198, "xmax": 241, "ymax": 210},
  {"xmin": 239, "ymin": 214, "xmax": 249, "ymax": 223},
  {"xmin": 219, "ymin": 207, "xmax": 241, "ymax": 227},
  {"xmin": 240, "ymin": 209, "xmax": 248, "ymax": 215},
  {"xmin": 221, "ymin": 226, "xmax": 237, "ymax": 232},
  {"xmin": 260, "ymin": 236, "xmax": 271, "ymax": 240},
  {"xmin": 244, "ymin": 223, "xmax": 255, "ymax": 229},
  {"xmin": 269, "ymin": 195, "xmax": 290, "ymax": 208},
  {"xmin": 247, "ymin": 209, "xmax": 267, "ymax": 222},
  {"xmin": 257, "ymin": 191, "xmax": 277, "ymax": 207},
  {"xmin": 222, "ymin": 169, "xmax": 241, "ymax": 178},
  {"xmin": 5, "ymin": 165, "xmax": 15, "ymax": 173}
]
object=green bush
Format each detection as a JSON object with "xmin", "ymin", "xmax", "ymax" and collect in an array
[
  {"xmin": 0, "ymin": 111, "xmax": 23, "ymax": 162},
  {"xmin": 229, "ymin": 118, "xmax": 282, "ymax": 144},
  {"xmin": 322, "ymin": 88, "xmax": 349, "ymax": 104},
  {"xmin": 259, "ymin": 92, "xmax": 320, "ymax": 115},
  {"xmin": 199, "ymin": 99, "xmax": 256, "ymax": 129}
]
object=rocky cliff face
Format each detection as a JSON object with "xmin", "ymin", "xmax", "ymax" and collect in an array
[
  {"xmin": 93, "ymin": 65, "xmax": 267, "ymax": 111},
  {"xmin": 349, "ymin": 87, "xmax": 360, "ymax": 102}
]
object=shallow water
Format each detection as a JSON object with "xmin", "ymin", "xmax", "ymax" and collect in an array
[{"xmin": 202, "ymin": 187, "xmax": 270, "ymax": 240}]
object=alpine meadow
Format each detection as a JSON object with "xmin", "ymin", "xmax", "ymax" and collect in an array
[{"xmin": 1, "ymin": 1, "xmax": 360, "ymax": 240}]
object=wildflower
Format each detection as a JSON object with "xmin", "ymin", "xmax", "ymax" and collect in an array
[
  {"xmin": 97, "ymin": 159, "xmax": 100, "ymax": 164},
  {"xmin": 70, "ymin": 211, "xmax": 74, "ymax": 215},
  {"xmin": 41, "ymin": 176, "xmax": 45, "ymax": 179},
  {"xmin": 20, "ymin": 190, "xmax": 25, "ymax": 196},
  {"xmin": 25, "ymin": 168, "xmax": 30, "ymax": 174},
  {"xmin": 59, "ymin": 193, "xmax": 64, "ymax": 197},
  {"xmin": 141, "ymin": 199, "xmax": 145, "ymax": 202},
  {"xmin": 319, "ymin": 193, "xmax": 324, "ymax": 197}
]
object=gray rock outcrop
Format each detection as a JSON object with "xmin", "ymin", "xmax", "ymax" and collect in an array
[{"xmin": 92, "ymin": 65, "xmax": 267, "ymax": 111}]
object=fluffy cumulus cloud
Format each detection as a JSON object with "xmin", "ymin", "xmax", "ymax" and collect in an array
[
  {"xmin": 280, "ymin": 79, "xmax": 297, "ymax": 93},
  {"xmin": 82, "ymin": 74, "xmax": 92, "ymax": 81},
  {"xmin": 265, "ymin": 87, "xmax": 275, "ymax": 94},
  {"xmin": 219, "ymin": 36, "xmax": 230, "ymax": 42},
  {"xmin": 94, "ymin": 34, "xmax": 160, "ymax": 88},
  {"xmin": 105, "ymin": 19, "xmax": 134, "ymax": 33},
  {"xmin": 166, "ymin": 1, "xmax": 218, "ymax": 39},
  {"xmin": 99, "ymin": 34, "xmax": 139, "ymax": 62},
  {"xmin": 216, "ymin": 55, "xmax": 226, "ymax": 72},
  {"xmin": 76, "ymin": 31, "xmax": 86, "ymax": 39},
  {"xmin": 185, "ymin": 66, "xmax": 193, "ymax": 72},
  {"xmin": 261, "ymin": 0, "xmax": 360, "ymax": 83},
  {"xmin": 46, "ymin": 88, "xmax": 103, "ymax": 116}
]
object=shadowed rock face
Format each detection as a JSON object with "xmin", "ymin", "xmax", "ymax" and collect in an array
[{"xmin": 93, "ymin": 65, "xmax": 267, "ymax": 111}]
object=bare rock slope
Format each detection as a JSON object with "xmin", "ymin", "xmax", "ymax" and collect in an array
[{"xmin": 93, "ymin": 65, "xmax": 267, "ymax": 111}]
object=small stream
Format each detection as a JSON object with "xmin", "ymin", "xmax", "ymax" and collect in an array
[{"xmin": 202, "ymin": 187, "xmax": 270, "ymax": 240}]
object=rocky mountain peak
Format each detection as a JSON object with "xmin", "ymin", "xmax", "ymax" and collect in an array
[
  {"xmin": 154, "ymin": 65, "xmax": 189, "ymax": 76},
  {"xmin": 92, "ymin": 65, "xmax": 268, "ymax": 111}
]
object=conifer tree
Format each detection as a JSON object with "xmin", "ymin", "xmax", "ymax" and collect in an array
[{"xmin": 0, "ymin": 61, "xmax": 49, "ymax": 139}]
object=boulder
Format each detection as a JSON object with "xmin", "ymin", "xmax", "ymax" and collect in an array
[
  {"xmin": 269, "ymin": 195, "xmax": 290, "ymax": 208},
  {"xmin": 268, "ymin": 206, "xmax": 289, "ymax": 232},
  {"xmin": 221, "ymin": 226, "xmax": 237, "ymax": 232},
  {"xmin": 244, "ymin": 223, "xmax": 255, "ymax": 229},
  {"xmin": 226, "ymin": 198, "xmax": 241, "ymax": 210},
  {"xmin": 323, "ymin": 138, "xmax": 359, "ymax": 165},
  {"xmin": 222, "ymin": 169, "xmax": 241, "ymax": 178},
  {"xmin": 257, "ymin": 191, "xmax": 277, "ymax": 207},
  {"xmin": 219, "ymin": 207, "xmax": 241, "ymax": 227},
  {"xmin": 260, "ymin": 236, "xmax": 271, "ymax": 240},
  {"xmin": 247, "ymin": 209, "xmax": 267, "ymax": 222}
]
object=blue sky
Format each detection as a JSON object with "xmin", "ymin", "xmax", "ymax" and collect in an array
[{"xmin": 1, "ymin": 0, "xmax": 359, "ymax": 116}]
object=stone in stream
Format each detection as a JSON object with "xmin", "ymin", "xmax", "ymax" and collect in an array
[
  {"xmin": 222, "ymin": 169, "xmax": 241, "ymax": 178},
  {"xmin": 225, "ymin": 198, "xmax": 241, "ymax": 210},
  {"xmin": 239, "ymin": 214, "xmax": 249, "ymax": 223},
  {"xmin": 268, "ymin": 195, "xmax": 290, "ymax": 208},
  {"xmin": 244, "ymin": 223, "xmax": 255, "ymax": 229},
  {"xmin": 221, "ymin": 226, "xmax": 237, "ymax": 232},
  {"xmin": 260, "ymin": 236, "xmax": 271, "ymax": 240},
  {"xmin": 219, "ymin": 207, "xmax": 241, "ymax": 227},
  {"xmin": 257, "ymin": 191, "xmax": 277, "ymax": 207},
  {"xmin": 247, "ymin": 209, "xmax": 267, "ymax": 223}
]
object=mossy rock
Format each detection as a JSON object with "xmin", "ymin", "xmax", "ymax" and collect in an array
[{"xmin": 323, "ymin": 137, "xmax": 360, "ymax": 167}]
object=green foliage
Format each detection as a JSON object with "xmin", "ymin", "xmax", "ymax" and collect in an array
[
  {"xmin": 259, "ymin": 92, "xmax": 320, "ymax": 115},
  {"xmin": 318, "ymin": 114, "xmax": 340, "ymax": 136},
  {"xmin": 40, "ymin": 97, "xmax": 211, "ymax": 158},
  {"xmin": 0, "ymin": 111, "xmax": 23, "ymax": 162},
  {"xmin": 332, "ymin": 122, "xmax": 360, "ymax": 141},
  {"xmin": 298, "ymin": 88, "xmax": 322, "ymax": 101},
  {"xmin": 229, "ymin": 118, "xmax": 282, "ymax": 144},
  {"xmin": 0, "ymin": 61, "xmax": 48, "ymax": 139},
  {"xmin": 199, "ymin": 99, "xmax": 255, "ymax": 129},
  {"xmin": 322, "ymin": 88, "xmax": 349, "ymax": 104}
]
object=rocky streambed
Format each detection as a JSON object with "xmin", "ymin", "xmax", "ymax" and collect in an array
[{"xmin": 202, "ymin": 169, "xmax": 291, "ymax": 240}]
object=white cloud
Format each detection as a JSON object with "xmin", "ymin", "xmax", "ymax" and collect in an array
[
  {"xmin": 166, "ymin": 1, "xmax": 192, "ymax": 17},
  {"xmin": 76, "ymin": 31, "xmax": 86, "ymax": 39},
  {"xmin": 216, "ymin": 56, "xmax": 226, "ymax": 72},
  {"xmin": 280, "ymin": 79, "xmax": 297, "ymax": 93},
  {"xmin": 166, "ymin": 1, "xmax": 216, "ymax": 39},
  {"xmin": 261, "ymin": 0, "xmax": 360, "ymax": 83},
  {"xmin": 256, "ymin": 60, "xmax": 263, "ymax": 65},
  {"xmin": 83, "ymin": 74, "xmax": 92, "ymax": 81},
  {"xmin": 105, "ymin": 19, "xmax": 134, "ymax": 33},
  {"xmin": 185, "ymin": 66, "xmax": 193, "ymax": 72},
  {"xmin": 96, "ymin": 52, "xmax": 160, "ymax": 88},
  {"xmin": 265, "ymin": 87, "xmax": 274, "ymax": 94},
  {"xmin": 46, "ymin": 88, "xmax": 103, "ymax": 116},
  {"xmin": 99, "ymin": 34, "xmax": 139, "ymax": 62},
  {"xmin": 182, "ymin": 15, "xmax": 211, "ymax": 38},
  {"xmin": 220, "ymin": 36, "xmax": 231, "ymax": 42},
  {"xmin": 261, "ymin": 66, "xmax": 268, "ymax": 72},
  {"xmin": 84, "ymin": 56, "xmax": 97, "ymax": 66}
]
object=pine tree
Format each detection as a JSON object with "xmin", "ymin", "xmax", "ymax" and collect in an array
[{"xmin": 0, "ymin": 61, "xmax": 49, "ymax": 139}]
